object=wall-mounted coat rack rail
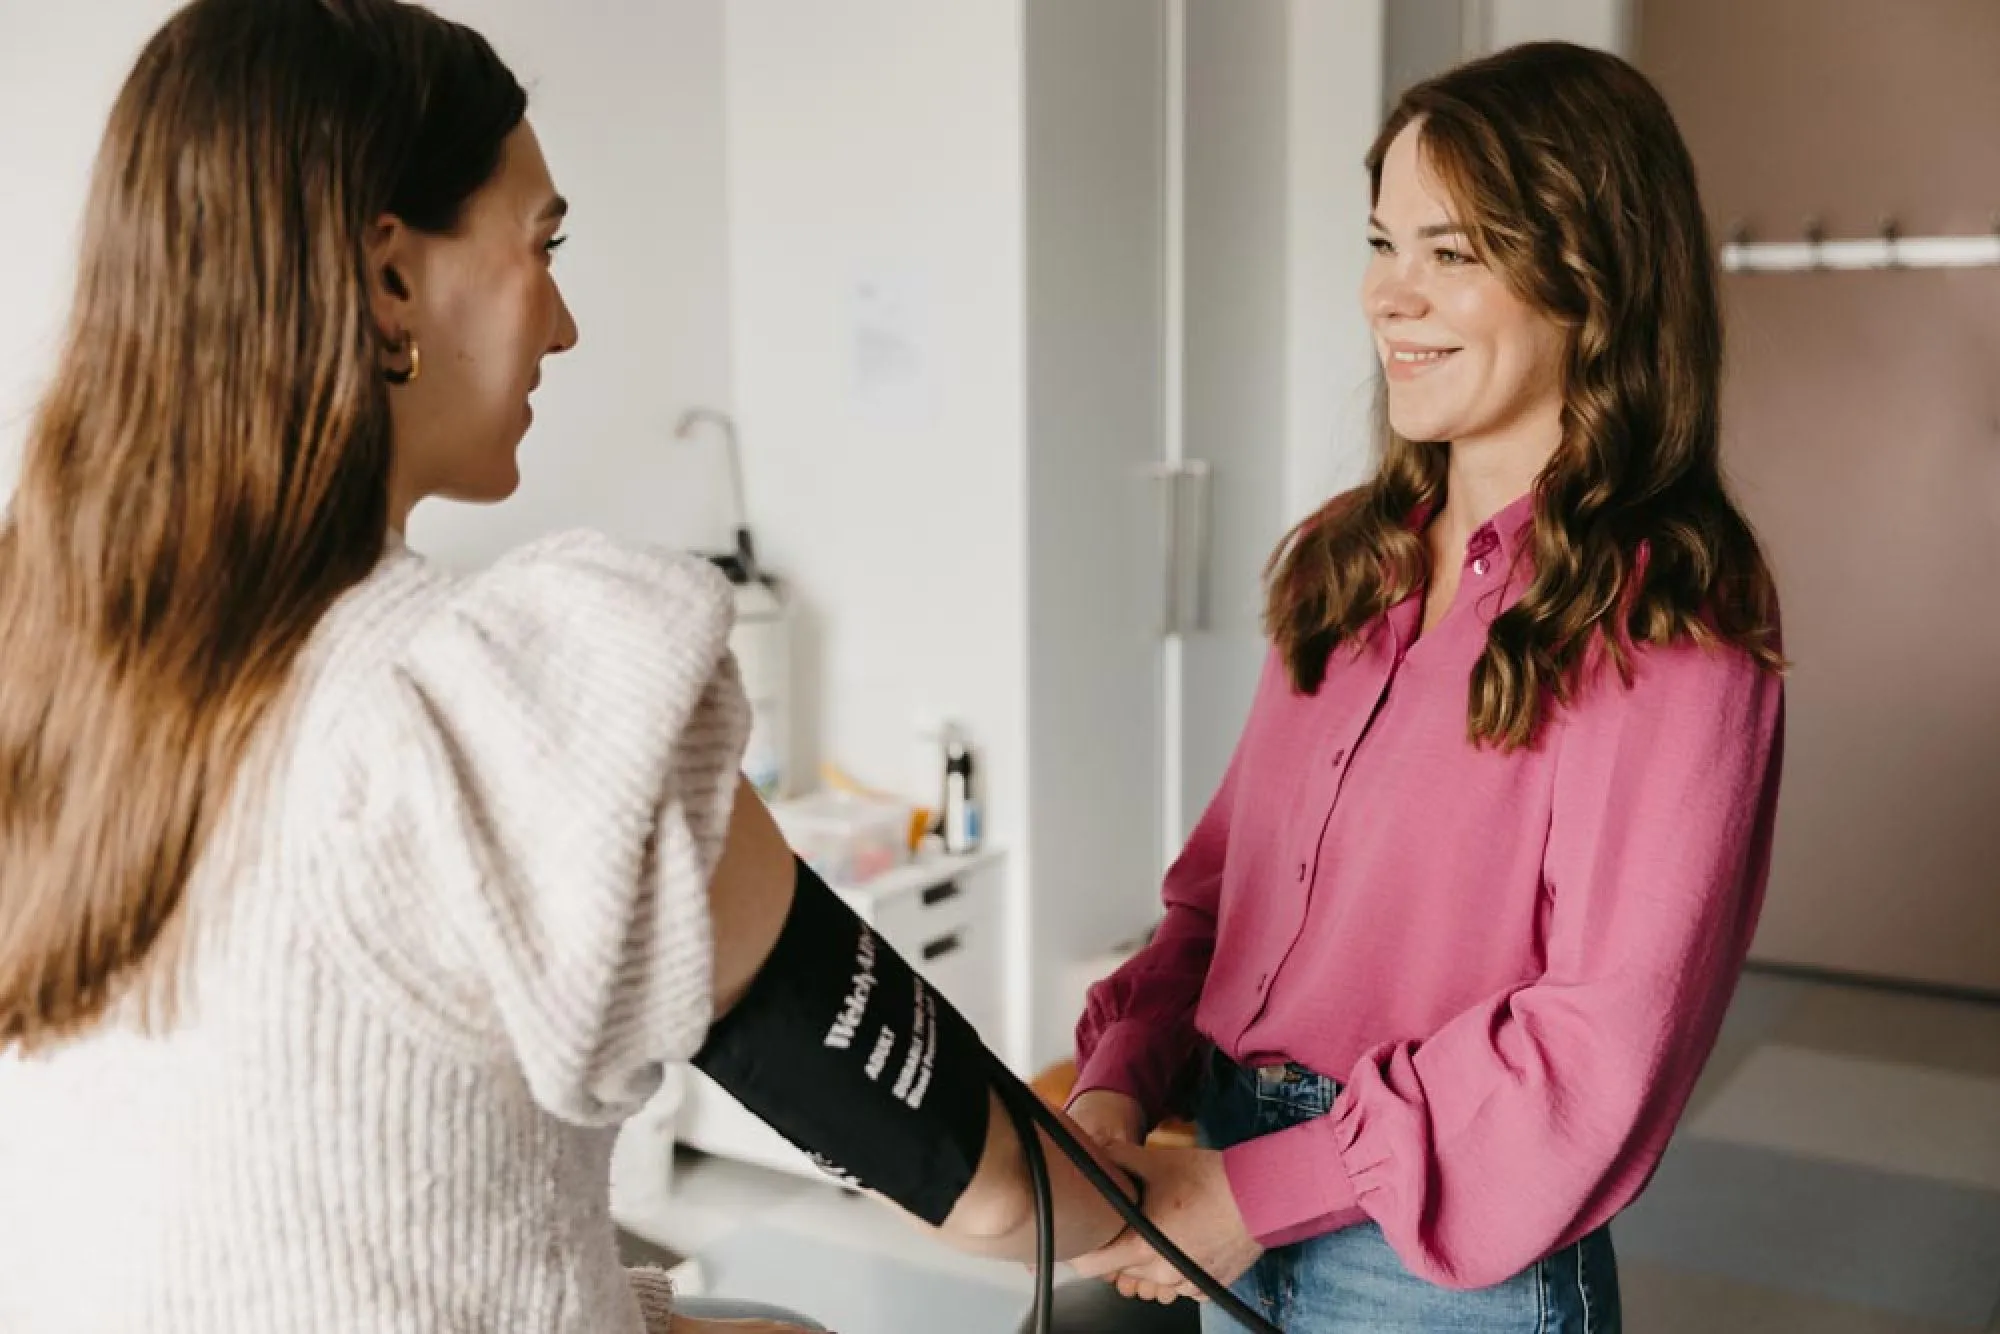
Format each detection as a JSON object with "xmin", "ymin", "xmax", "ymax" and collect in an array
[{"xmin": 1720, "ymin": 217, "xmax": 2000, "ymax": 273}]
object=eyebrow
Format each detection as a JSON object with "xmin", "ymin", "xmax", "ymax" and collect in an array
[
  {"xmin": 1367, "ymin": 214, "xmax": 1467, "ymax": 239},
  {"xmin": 536, "ymin": 195, "xmax": 570, "ymax": 224}
]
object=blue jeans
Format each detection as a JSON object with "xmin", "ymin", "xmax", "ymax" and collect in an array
[
  {"xmin": 1197, "ymin": 1056, "xmax": 1620, "ymax": 1333},
  {"xmin": 673, "ymin": 1296, "xmax": 826, "ymax": 1329}
]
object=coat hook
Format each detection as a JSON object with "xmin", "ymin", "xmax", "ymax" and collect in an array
[
  {"xmin": 1722, "ymin": 219, "xmax": 1751, "ymax": 272},
  {"xmin": 1879, "ymin": 215, "xmax": 1902, "ymax": 268},
  {"xmin": 1803, "ymin": 216, "xmax": 1826, "ymax": 270}
]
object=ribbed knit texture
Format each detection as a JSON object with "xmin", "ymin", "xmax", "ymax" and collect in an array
[{"xmin": 0, "ymin": 531, "xmax": 749, "ymax": 1333}]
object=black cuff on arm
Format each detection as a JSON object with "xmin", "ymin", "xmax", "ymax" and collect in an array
[{"xmin": 693, "ymin": 856, "xmax": 993, "ymax": 1225}]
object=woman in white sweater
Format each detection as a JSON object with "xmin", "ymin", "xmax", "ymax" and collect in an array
[{"xmin": 0, "ymin": 1, "xmax": 1129, "ymax": 1330}]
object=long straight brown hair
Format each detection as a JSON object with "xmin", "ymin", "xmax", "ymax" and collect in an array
[
  {"xmin": 1265, "ymin": 42, "xmax": 1782, "ymax": 748},
  {"xmin": 0, "ymin": 0, "xmax": 526, "ymax": 1050}
]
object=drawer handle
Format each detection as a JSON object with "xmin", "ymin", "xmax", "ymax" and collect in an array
[
  {"xmin": 922, "ymin": 932, "xmax": 963, "ymax": 962},
  {"xmin": 921, "ymin": 881, "xmax": 962, "ymax": 907}
]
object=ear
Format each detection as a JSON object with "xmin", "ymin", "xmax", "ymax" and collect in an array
[{"xmin": 365, "ymin": 213, "xmax": 418, "ymax": 342}]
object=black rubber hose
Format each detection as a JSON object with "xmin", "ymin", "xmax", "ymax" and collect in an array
[{"xmin": 1005, "ymin": 1074, "xmax": 1055, "ymax": 1334}]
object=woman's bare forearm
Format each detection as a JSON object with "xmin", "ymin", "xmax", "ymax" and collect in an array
[{"xmin": 931, "ymin": 1089, "xmax": 1133, "ymax": 1261}]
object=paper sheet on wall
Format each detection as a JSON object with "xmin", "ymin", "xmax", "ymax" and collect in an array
[{"xmin": 849, "ymin": 267, "xmax": 934, "ymax": 431}]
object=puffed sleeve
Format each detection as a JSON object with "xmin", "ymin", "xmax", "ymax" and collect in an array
[{"xmin": 354, "ymin": 531, "xmax": 751, "ymax": 1125}]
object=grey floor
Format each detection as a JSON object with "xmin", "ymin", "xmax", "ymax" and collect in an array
[{"xmin": 615, "ymin": 971, "xmax": 2000, "ymax": 1332}]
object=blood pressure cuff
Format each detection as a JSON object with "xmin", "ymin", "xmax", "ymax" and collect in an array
[{"xmin": 692, "ymin": 855, "xmax": 993, "ymax": 1226}]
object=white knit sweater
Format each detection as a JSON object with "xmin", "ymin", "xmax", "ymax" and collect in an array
[{"xmin": 0, "ymin": 532, "xmax": 748, "ymax": 1333}]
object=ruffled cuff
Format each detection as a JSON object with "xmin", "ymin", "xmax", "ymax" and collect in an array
[
  {"xmin": 1220, "ymin": 1094, "xmax": 1371, "ymax": 1248},
  {"xmin": 1070, "ymin": 1020, "xmax": 1183, "ymax": 1128}
]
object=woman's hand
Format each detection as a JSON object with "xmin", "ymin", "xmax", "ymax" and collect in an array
[
  {"xmin": 1065, "ymin": 1088, "xmax": 1145, "ymax": 1149},
  {"xmin": 1066, "ymin": 1142, "xmax": 1263, "ymax": 1305}
]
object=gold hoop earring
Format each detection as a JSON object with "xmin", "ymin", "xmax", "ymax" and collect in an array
[{"xmin": 385, "ymin": 334, "xmax": 422, "ymax": 386}]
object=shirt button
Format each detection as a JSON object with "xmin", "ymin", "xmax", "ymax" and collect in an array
[
  {"xmin": 1296, "ymin": 862, "xmax": 1307, "ymax": 881},
  {"xmin": 1473, "ymin": 557, "xmax": 1489, "ymax": 576},
  {"xmin": 1257, "ymin": 973, "xmax": 1269, "ymax": 991},
  {"xmin": 1331, "ymin": 748, "xmax": 1346, "ymax": 766}
]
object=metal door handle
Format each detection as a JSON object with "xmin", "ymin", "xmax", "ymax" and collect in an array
[
  {"xmin": 1148, "ymin": 461, "xmax": 1212, "ymax": 638},
  {"xmin": 1147, "ymin": 462, "xmax": 1183, "ymax": 636},
  {"xmin": 1179, "ymin": 461, "xmax": 1212, "ymax": 634}
]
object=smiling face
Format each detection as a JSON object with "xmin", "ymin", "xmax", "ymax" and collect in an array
[
  {"xmin": 371, "ymin": 120, "xmax": 579, "ymax": 523},
  {"xmin": 1362, "ymin": 120, "xmax": 1567, "ymax": 454}
]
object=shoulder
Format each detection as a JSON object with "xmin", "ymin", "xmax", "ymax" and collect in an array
[
  {"xmin": 294, "ymin": 529, "xmax": 742, "ymax": 800},
  {"xmin": 312, "ymin": 528, "xmax": 733, "ymax": 699},
  {"xmin": 422, "ymin": 528, "xmax": 735, "ymax": 662},
  {"xmin": 406, "ymin": 530, "xmax": 736, "ymax": 714},
  {"xmin": 1560, "ymin": 632, "xmax": 1784, "ymax": 755},
  {"xmin": 274, "ymin": 533, "xmax": 748, "ymax": 1073}
]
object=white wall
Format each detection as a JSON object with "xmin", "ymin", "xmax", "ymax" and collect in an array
[
  {"xmin": 722, "ymin": 0, "xmax": 1033, "ymax": 1051},
  {"xmin": 0, "ymin": 0, "xmax": 738, "ymax": 564},
  {"xmin": 0, "ymin": 1, "xmax": 169, "ymax": 496},
  {"xmin": 415, "ymin": 0, "xmax": 738, "ymax": 565}
]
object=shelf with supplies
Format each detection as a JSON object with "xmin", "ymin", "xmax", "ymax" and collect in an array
[{"xmin": 672, "ymin": 846, "xmax": 1009, "ymax": 1184}]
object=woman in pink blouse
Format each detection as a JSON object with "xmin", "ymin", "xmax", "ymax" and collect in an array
[{"xmin": 1064, "ymin": 42, "xmax": 1786, "ymax": 1333}]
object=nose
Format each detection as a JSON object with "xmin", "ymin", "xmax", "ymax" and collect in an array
[
  {"xmin": 551, "ymin": 286, "xmax": 579, "ymax": 355},
  {"xmin": 1365, "ymin": 259, "xmax": 1427, "ymax": 323}
]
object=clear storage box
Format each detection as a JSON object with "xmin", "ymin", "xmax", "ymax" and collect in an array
[{"xmin": 769, "ymin": 791, "xmax": 912, "ymax": 887}]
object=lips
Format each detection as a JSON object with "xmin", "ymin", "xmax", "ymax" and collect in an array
[{"xmin": 1381, "ymin": 341, "xmax": 1460, "ymax": 381}]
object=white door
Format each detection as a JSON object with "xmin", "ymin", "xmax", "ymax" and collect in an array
[
  {"xmin": 1022, "ymin": 0, "xmax": 1172, "ymax": 1064},
  {"xmin": 1169, "ymin": 0, "xmax": 1295, "ymax": 844},
  {"xmin": 1023, "ymin": 1, "xmax": 1381, "ymax": 1064}
]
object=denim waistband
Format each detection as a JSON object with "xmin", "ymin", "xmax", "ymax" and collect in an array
[{"xmin": 1213, "ymin": 1049, "xmax": 1340, "ymax": 1115}]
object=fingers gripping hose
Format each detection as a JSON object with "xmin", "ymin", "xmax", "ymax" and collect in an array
[
  {"xmin": 693, "ymin": 858, "xmax": 1281, "ymax": 1333},
  {"xmin": 989, "ymin": 1064, "xmax": 1279, "ymax": 1333}
]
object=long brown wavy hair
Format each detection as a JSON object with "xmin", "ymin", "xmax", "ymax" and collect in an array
[
  {"xmin": 1265, "ymin": 42, "xmax": 1782, "ymax": 749},
  {"xmin": 0, "ymin": 0, "xmax": 526, "ymax": 1050}
]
